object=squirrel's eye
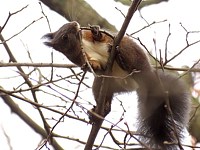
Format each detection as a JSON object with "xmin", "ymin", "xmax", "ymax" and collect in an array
[{"xmin": 62, "ymin": 34, "xmax": 68, "ymax": 40}]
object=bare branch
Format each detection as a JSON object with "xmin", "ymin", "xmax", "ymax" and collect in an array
[
  {"xmin": 39, "ymin": 2, "xmax": 51, "ymax": 32},
  {"xmin": 37, "ymin": 71, "xmax": 87, "ymax": 149},
  {"xmin": 0, "ymin": 62, "xmax": 77, "ymax": 68},
  {"xmin": 0, "ymin": 17, "xmax": 43, "ymax": 44},
  {"xmin": 84, "ymin": 1, "xmax": 143, "ymax": 149},
  {"xmin": 0, "ymin": 5, "xmax": 28, "ymax": 33},
  {"xmin": 0, "ymin": 25, "xmax": 52, "ymax": 148},
  {"xmin": 0, "ymin": 86, "xmax": 63, "ymax": 150}
]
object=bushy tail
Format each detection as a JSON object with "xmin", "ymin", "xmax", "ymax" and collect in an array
[{"xmin": 137, "ymin": 70, "xmax": 190, "ymax": 149}]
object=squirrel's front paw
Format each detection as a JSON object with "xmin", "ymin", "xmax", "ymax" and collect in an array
[
  {"xmin": 90, "ymin": 25, "xmax": 102, "ymax": 41},
  {"xmin": 89, "ymin": 60, "xmax": 102, "ymax": 70},
  {"xmin": 81, "ymin": 60, "xmax": 102, "ymax": 71}
]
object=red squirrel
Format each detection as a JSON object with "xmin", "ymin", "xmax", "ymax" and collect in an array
[{"xmin": 43, "ymin": 21, "xmax": 190, "ymax": 149}]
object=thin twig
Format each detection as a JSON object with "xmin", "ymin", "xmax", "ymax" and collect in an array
[
  {"xmin": 38, "ymin": 71, "xmax": 87, "ymax": 149},
  {"xmin": 39, "ymin": 2, "xmax": 51, "ymax": 32},
  {"xmin": 0, "ymin": 62, "xmax": 76, "ymax": 68},
  {"xmin": 130, "ymin": 20, "xmax": 167, "ymax": 35},
  {"xmin": 0, "ymin": 62, "xmax": 199, "ymax": 72},
  {"xmin": 178, "ymin": 59, "xmax": 200, "ymax": 79},
  {"xmin": 0, "ymin": 86, "xmax": 63, "ymax": 150},
  {"xmin": 0, "ymin": 17, "xmax": 43, "ymax": 44},
  {"xmin": 0, "ymin": 24, "xmax": 52, "ymax": 148},
  {"xmin": 0, "ymin": 5, "xmax": 28, "ymax": 33},
  {"xmin": 115, "ymin": 6, "xmax": 126, "ymax": 18},
  {"xmin": 164, "ymin": 23, "xmax": 171, "ymax": 64}
]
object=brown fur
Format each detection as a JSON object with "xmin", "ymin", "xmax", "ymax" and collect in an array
[{"xmin": 43, "ymin": 21, "xmax": 190, "ymax": 149}]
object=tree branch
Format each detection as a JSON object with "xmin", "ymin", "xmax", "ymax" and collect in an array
[
  {"xmin": 84, "ymin": 0, "xmax": 142, "ymax": 149},
  {"xmin": 40, "ymin": 0, "xmax": 117, "ymax": 32},
  {"xmin": 0, "ymin": 86, "xmax": 63, "ymax": 150},
  {"xmin": 0, "ymin": 25, "xmax": 52, "ymax": 148}
]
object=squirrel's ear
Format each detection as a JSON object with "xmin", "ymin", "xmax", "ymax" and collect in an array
[
  {"xmin": 42, "ymin": 33, "xmax": 54, "ymax": 47},
  {"xmin": 43, "ymin": 41, "xmax": 53, "ymax": 47},
  {"xmin": 42, "ymin": 33, "xmax": 54, "ymax": 40}
]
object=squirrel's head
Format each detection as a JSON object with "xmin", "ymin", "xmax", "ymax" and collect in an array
[{"xmin": 43, "ymin": 21, "xmax": 81, "ymax": 54}]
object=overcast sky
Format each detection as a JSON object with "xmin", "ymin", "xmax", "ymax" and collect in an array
[{"xmin": 0, "ymin": 0, "xmax": 200, "ymax": 149}]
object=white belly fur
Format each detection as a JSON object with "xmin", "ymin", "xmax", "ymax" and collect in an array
[
  {"xmin": 82, "ymin": 39, "xmax": 109, "ymax": 67},
  {"xmin": 82, "ymin": 39, "xmax": 138, "ymax": 91}
]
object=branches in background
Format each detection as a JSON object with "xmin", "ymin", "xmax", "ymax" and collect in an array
[{"xmin": 0, "ymin": 1, "xmax": 200, "ymax": 150}]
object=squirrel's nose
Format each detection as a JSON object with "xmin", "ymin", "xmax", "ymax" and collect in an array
[{"xmin": 71, "ymin": 21, "xmax": 80, "ymax": 28}]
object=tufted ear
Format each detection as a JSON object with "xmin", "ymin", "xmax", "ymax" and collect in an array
[
  {"xmin": 42, "ymin": 33, "xmax": 54, "ymax": 40},
  {"xmin": 42, "ymin": 33, "xmax": 54, "ymax": 47},
  {"xmin": 43, "ymin": 41, "xmax": 53, "ymax": 47}
]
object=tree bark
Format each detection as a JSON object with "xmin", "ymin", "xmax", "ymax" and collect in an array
[
  {"xmin": 115, "ymin": 0, "xmax": 169, "ymax": 9},
  {"xmin": 40, "ymin": 0, "xmax": 117, "ymax": 32}
]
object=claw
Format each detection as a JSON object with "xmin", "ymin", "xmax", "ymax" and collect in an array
[{"xmin": 90, "ymin": 25, "xmax": 102, "ymax": 41}]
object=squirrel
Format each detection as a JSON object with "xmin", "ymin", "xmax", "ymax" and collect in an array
[{"xmin": 43, "ymin": 21, "xmax": 190, "ymax": 149}]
